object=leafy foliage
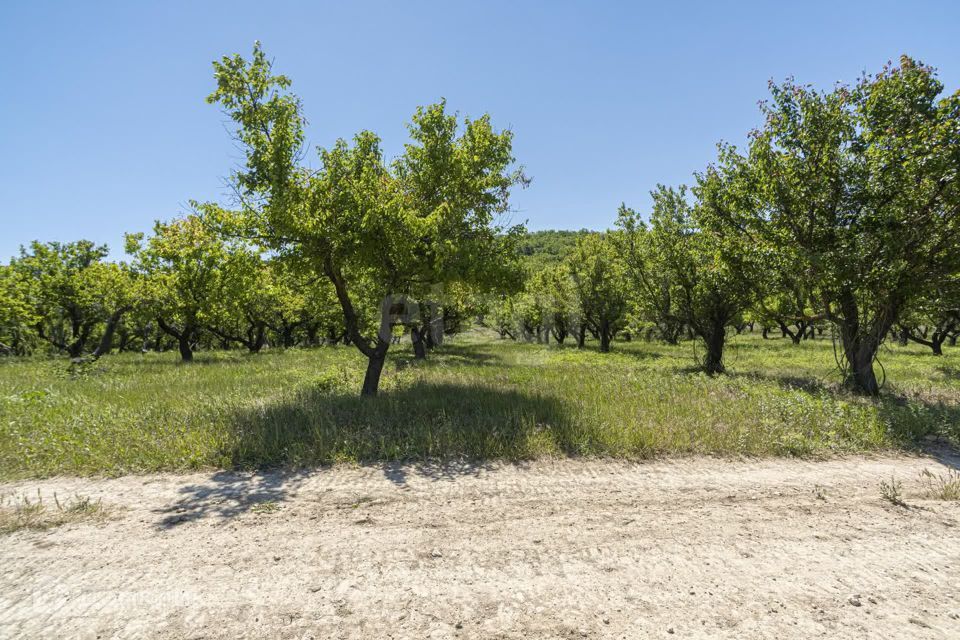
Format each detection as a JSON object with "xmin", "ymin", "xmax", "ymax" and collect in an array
[
  {"xmin": 715, "ymin": 56, "xmax": 960, "ymax": 393},
  {"xmin": 205, "ymin": 43, "xmax": 526, "ymax": 395}
]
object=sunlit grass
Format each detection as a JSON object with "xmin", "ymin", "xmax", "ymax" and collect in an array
[{"xmin": 1, "ymin": 330, "xmax": 957, "ymax": 479}]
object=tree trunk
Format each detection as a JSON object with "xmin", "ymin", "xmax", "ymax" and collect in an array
[
  {"xmin": 117, "ymin": 328, "xmax": 131, "ymax": 352},
  {"xmin": 932, "ymin": 338, "xmax": 944, "ymax": 356},
  {"xmin": 662, "ymin": 323, "xmax": 680, "ymax": 345},
  {"xmin": 845, "ymin": 345, "xmax": 879, "ymax": 395},
  {"xmin": 178, "ymin": 333, "xmax": 194, "ymax": 362},
  {"xmin": 249, "ymin": 325, "xmax": 266, "ymax": 354},
  {"xmin": 599, "ymin": 323, "xmax": 611, "ymax": 353},
  {"xmin": 779, "ymin": 321, "xmax": 801, "ymax": 344},
  {"xmin": 361, "ymin": 348, "xmax": 388, "ymax": 396},
  {"xmin": 906, "ymin": 329, "xmax": 949, "ymax": 356},
  {"xmin": 423, "ymin": 304, "xmax": 437, "ymax": 350},
  {"xmin": 835, "ymin": 292, "xmax": 884, "ymax": 395},
  {"xmin": 411, "ymin": 326, "xmax": 426, "ymax": 360},
  {"xmin": 703, "ymin": 323, "xmax": 726, "ymax": 375},
  {"xmin": 360, "ymin": 301, "xmax": 392, "ymax": 396},
  {"xmin": 577, "ymin": 324, "xmax": 586, "ymax": 348},
  {"xmin": 66, "ymin": 330, "xmax": 88, "ymax": 358},
  {"xmin": 157, "ymin": 317, "xmax": 195, "ymax": 362},
  {"xmin": 91, "ymin": 310, "xmax": 125, "ymax": 359},
  {"xmin": 897, "ymin": 327, "xmax": 909, "ymax": 346}
]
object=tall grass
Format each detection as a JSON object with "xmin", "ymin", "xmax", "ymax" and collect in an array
[{"xmin": 1, "ymin": 331, "xmax": 957, "ymax": 479}]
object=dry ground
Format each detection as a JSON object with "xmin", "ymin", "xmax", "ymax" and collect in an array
[{"xmin": 2, "ymin": 453, "xmax": 959, "ymax": 639}]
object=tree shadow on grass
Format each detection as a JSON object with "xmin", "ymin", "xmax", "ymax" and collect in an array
[
  {"xmin": 733, "ymin": 371, "xmax": 838, "ymax": 395},
  {"xmin": 107, "ymin": 353, "xmax": 270, "ymax": 368},
  {"xmin": 937, "ymin": 364, "xmax": 960, "ymax": 380},
  {"xmin": 223, "ymin": 381, "xmax": 574, "ymax": 478},
  {"xmin": 390, "ymin": 343, "xmax": 506, "ymax": 370},
  {"xmin": 608, "ymin": 346, "xmax": 664, "ymax": 363}
]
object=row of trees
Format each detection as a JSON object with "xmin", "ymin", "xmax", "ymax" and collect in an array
[
  {"xmin": 492, "ymin": 56, "xmax": 960, "ymax": 395},
  {"xmin": 1, "ymin": 43, "xmax": 527, "ymax": 396},
  {"xmin": 0, "ymin": 233, "xmax": 345, "ymax": 359},
  {"xmin": 3, "ymin": 52, "xmax": 958, "ymax": 397}
]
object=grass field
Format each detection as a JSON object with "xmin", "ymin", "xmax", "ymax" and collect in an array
[{"xmin": 1, "ymin": 330, "xmax": 958, "ymax": 480}]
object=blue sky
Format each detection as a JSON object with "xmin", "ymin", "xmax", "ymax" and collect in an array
[{"xmin": 2, "ymin": 1, "xmax": 958, "ymax": 261}]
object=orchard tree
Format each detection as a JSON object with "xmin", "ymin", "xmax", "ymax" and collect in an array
[
  {"xmin": 752, "ymin": 278, "xmax": 820, "ymax": 345},
  {"xmin": 513, "ymin": 286, "xmax": 546, "ymax": 342},
  {"xmin": 258, "ymin": 261, "xmax": 311, "ymax": 348},
  {"xmin": 723, "ymin": 56, "xmax": 960, "ymax": 394},
  {"xmin": 82, "ymin": 261, "xmax": 139, "ymax": 358},
  {"xmin": 615, "ymin": 205, "xmax": 684, "ymax": 344},
  {"xmin": 534, "ymin": 264, "xmax": 579, "ymax": 344},
  {"xmin": 642, "ymin": 182, "xmax": 756, "ymax": 374},
  {"xmin": 0, "ymin": 263, "xmax": 37, "ymax": 355},
  {"xmin": 203, "ymin": 249, "xmax": 277, "ymax": 353},
  {"xmin": 128, "ymin": 215, "xmax": 247, "ymax": 362},
  {"xmin": 488, "ymin": 294, "xmax": 519, "ymax": 340},
  {"xmin": 567, "ymin": 233, "xmax": 628, "ymax": 352},
  {"xmin": 11, "ymin": 241, "xmax": 110, "ymax": 357},
  {"xmin": 897, "ymin": 276, "xmax": 960, "ymax": 355},
  {"xmin": 206, "ymin": 43, "xmax": 525, "ymax": 395}
]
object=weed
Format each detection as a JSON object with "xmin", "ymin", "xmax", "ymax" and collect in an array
[
  {"xmin": 918, "ymin": 468, "xmax": 960, "ymax": 500},
  {"xmin": 0, "ymin": 491, "xmax": 110, "ymax": 534},
  {"xmin": 879, "ymin": 477, "xmax": 906, "ymax": 507},
  {"xmin": 250, "ymin": 501, "xmax": 281, "ymax": 514}
]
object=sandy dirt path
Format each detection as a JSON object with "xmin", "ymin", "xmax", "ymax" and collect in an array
[{"xmin": 2, "ymin": 453, "xmax": 959, "ymax": 639}]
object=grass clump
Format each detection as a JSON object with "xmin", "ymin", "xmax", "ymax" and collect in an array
[
  {"xmin": 0, "ymin": 332, "xmax": 958, "ymax": 479},
  {"xmin": 919, "ymin": 468, "xmax": 960, "ymax": 500},
  {"xmin": 0, "ymin": 491, "xmax": 110, "ymax": 534}
]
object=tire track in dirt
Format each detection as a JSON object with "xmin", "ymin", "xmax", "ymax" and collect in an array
[{"xmin": 2, "ymin": 454, "xmax": 959, "ymax": 639}]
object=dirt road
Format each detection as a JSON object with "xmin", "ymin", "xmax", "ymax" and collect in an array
[{"xmin": 2, "ymin": 453, "xmax": 959, "ymax": 639}]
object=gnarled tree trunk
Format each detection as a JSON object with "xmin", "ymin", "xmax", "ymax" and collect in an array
[
  {"xmin": 411, "ymin": 325, "xmax": 426, "ymax": 360},
  {"xmin": 157, "ymin": 317, "xmax": 196, "ymax": 362},
  {"xmin": 91, "ymin": 309, "xmax": 128, "ymax": 359},
  {"xmin": 702, "ymin": 319, "xmax": 726, "ymax": 375}
]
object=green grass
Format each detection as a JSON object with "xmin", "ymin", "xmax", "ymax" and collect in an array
[{"xmin": 1, "ymin": 330, "xmax": 958, "ymax": 479}]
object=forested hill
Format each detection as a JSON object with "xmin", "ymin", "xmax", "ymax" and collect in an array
[{"xmin": 517, "ymin": 229, "xmax": 593, "ymax": 269}]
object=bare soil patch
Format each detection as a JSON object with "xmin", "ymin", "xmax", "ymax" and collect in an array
[{"xmin": 2, "ymin": 454, "xmax": 959, "ymax": 638}]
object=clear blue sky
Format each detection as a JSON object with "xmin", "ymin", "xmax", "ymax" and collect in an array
[{"xmin": 2, "ymin": 1, "xmax": 959, "ymax": 261}]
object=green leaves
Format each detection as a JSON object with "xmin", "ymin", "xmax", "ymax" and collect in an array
[
  {"xmin": 205, "ymin": 44, "xmax": 526, "ymax": 379},
  {"xmin": 567, "ymin": 233, "xmax": 629, "ymax": 346},
  {"xmin": 8, "ymin": 241, "xmax": 120, "ymax": 356}
]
